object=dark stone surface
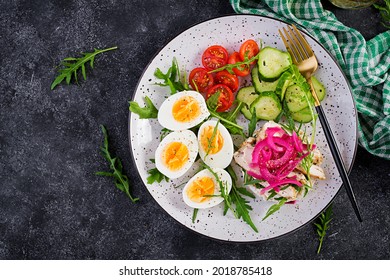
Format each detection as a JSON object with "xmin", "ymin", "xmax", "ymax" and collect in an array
[{"xmin": 0, "ymin": 0, "xmax": 389, "ymax": 260}]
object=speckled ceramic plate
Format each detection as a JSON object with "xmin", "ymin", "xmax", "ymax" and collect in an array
[{"xmin": 129, "ymin": 15, "xmax": 357, "ymax": 242}]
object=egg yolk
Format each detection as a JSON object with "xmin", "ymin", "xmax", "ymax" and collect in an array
[
  {"xmin": 163, "ymin": 142, "xmax": 189, "ymax": 171},
  {"xmin": 172, "ymin": 96, "xmax": 201, "ymax": 123},
  {"xmin": 187, "ymin": 176, "xmax": 215, "ymax": 203},
  {"xmin": 200, "ymin": 126, "xmax": 224, "ymax": 155}
]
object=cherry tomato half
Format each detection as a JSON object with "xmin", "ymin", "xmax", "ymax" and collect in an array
[
  {"xmin": 215, "ymin": 70, "xmax": 239, "ymax": 92},
  {"xmin": 206, "ymin": 84, "xmax": 234, "ymax": 112},
  {"xmin": 202, "ymin": 45, "xmax": 229, "ymax": 71},
  {"xmin": 239, "ymin": 39, "xmax": 260, "ymax": 63},
  {"xmin": 189, "ymin": 67, "xmax": 214, "ymax": 93},
  {"xmin": 228, "ymin": 52, "xmax": 250, "ymax": 77}
]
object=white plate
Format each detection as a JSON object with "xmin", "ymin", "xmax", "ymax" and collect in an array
[{"xmin": 129, "ymin": 15, "xmax": 357, "ymax": 242}]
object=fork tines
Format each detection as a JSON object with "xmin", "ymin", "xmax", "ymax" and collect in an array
[{"xmin": 278, "ymin": 25, "xmax": 314, "ymax": 64}]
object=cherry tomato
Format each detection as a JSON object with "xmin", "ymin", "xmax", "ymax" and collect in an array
[
  {"xmin": 239, "ymin": 39, "xmax": 260, "ymax": 63},
  {"xmin": 202, "ymin": 45, "xmax": 229, "ymax": 71},
  {"xmin": 228, "ymin": 52, "xmax": 250, "ymax": 77},
  {"xmin": 206, "ymin": 84, "xmax": 234, "ymax": 112},
  {"xmin": 215, "ymin": 70, "xmax": 239, "ymax": 92},
  {"xmin": 189, "ymin": 67, "xmax": 214, "ymax": 93}
]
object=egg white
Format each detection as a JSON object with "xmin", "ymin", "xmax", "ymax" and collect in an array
[
  {"xmin": 182, "ymin": 168, "xmax": 232, "ymax": 209},
  {"xmin": 157, "ymin": 90, "xmax": 210, "ymax": 131},
  {"xmin": 198, "ymin": 119, "xmax": 234, "ymax": 169},
  {"xmin": 154, "ymin": 130, "xmax": 198, "ymax": 179}
]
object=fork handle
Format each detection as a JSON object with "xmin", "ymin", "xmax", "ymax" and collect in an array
[{"xmin": 315, "ymin": 105, "xmax": 363, "ymax": 222}]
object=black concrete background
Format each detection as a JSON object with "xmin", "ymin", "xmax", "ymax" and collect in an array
[{"xmin": 0, "ymin": 0, "xmax": 389, "ymax": 260}]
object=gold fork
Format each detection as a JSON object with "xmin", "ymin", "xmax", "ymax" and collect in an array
[{"xmin": 279, "ymin": 24, "xmax": 363, "ymax": 222}]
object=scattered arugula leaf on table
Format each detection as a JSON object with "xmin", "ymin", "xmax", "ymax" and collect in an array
[
  {"xmin": 314, "ymin": 204, "xmax": 333, "ymax": 254},
  {"xmin": 374, "ymin": 0, "xmax": 390, "ymax": 29},
  {"xmin": 96, "ymin": 125, "xmax": 139, "ymax": 203},
  {"xmin": 51, "ymin": 46, "xmax": 118, "ymax": 90},
  {"xmin": 129, "ymin": 96, "xmax": 158, "ymax": 119}
]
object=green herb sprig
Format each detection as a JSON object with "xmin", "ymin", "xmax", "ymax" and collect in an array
[
  {"xmin": 209, "ymin": 52, "xmax": 261, "ymax": 75},
  {"xmin": 248, "ymin": 106, "xmax": 258, "ymax": 137},
  {"xmin": 51, "ymin": 46, "xmax": 118, "ymax": 90},
  {"xmin": 154, "ymin": 57, "xmax": 189, "ymax": 94},
  {"xmin": 226, "ymin": 166, "xmax": 258, "ymax": 233},
  {"xmin": 262, "ymin": 197, "xmax": 287, "ymax": 221},
  {"xmin": 147, "ymin": 159, "xmax": 169, "ymax": 184},
  {"xmin": 205, "ymin": 120, "xmax": 220, "ymax": 157},
  {"xmin": 129, "ymin": 96, "xmax": 158, "ymax": 119},
  {"xmin": 206, "ymin": 93, "xmax": 244, "ymax": 134},
  {"xmin": 374, "ymin": 0, "xmax": 390, "ymax": 29},
  {"xmin": 314, "ymin": 204, "xmax": 333, "ymax": 254},
  {"xmin": 192, "ymin": 208, "xmax": 199, "ymax": 223},
  {"xmin": 96, "ymin": 125, "xmax": 139, "ymax": 203}
]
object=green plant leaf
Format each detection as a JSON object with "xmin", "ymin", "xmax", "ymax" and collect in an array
[
  {"xmin": 51, "ymin": 46, "xmax": 117, "ymax": 90},
  {"xmin": 153, "ymin": 57, "xmax": 188, "ymax": 94},
  {"xmin": 96, "ymin": 125, "xmax": 139, "ymax": 203},
  {"xmin": 315, "ymin": 204, "xmax": 333, "ymax": 254},
  {"xmin": 262, "ymin": 198, "xmax": 287, "ymax": 221},
  {"xmin": 147, "ymin": 168, "xmax": 169, "ymax": 184},
  {"xmin": 129, "ymin": 96, "xmax": 158, "ymax": 119}
]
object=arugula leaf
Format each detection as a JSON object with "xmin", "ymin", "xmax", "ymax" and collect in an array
[
  {"xmin": 205, "ymin": 120, "xmax": 220, "ymax": 157},
  {"xmin": 192, "ymin": 208, "xmax": 199, "ymax": 223},
  {"xmin": 160, "ymin": 128, "xmax": 172, "ymax": 141},
  {"xmin": 201, "ymin": 164, "xmax": 236, "ymax": 217},
  {"xmin": 154, "ymin": 57, "xmax": 188, "ymax": 94},
  {"xmin": 226, "ymin": 166, "xmax": 258, "ymax": 233},
  {"xmin": 230, "ymin": 186, "xmax": 258, "ymax": 232},
  {"xmin": 129, "ymin": 96, "xmax": 158, "ymax": 119},
  {"xmin": 206, "ymin": 99, "xmax": 245, "ymax": 136},
  {"xmin": 51, "ymin": 46, "xmax": 118, "ymax": 90},
  {"xmin": 209, "ymin": 51, "xmax": 261, "ymax": 74},
  {"xmin": 236, "ymin": 186, "xmax": 256, "ymax": 199},
  {"xmin": 206, "ymin": 90, "xmax": 221, "ymax": 111},
  {"xmin": 223, "ymin": 101, "xmax": 246, "ymax": 137},
  {"xmin": 146, "ymin": 159, "xmax": 169, "ymax": 184},
  {"xmin": 248, "ymin": 106, "xmax": 257, "ymax": 137},
  {"xmin": 262, "ymin": 198, "xmax": 287, "ymax": 221},
  {"xmin": 147, "ymin": 168, "xmax": 169, "ymax": 184},
  {"xmin": 374, "ymin": 0, "xmax": 390, "ymax": 29},
  {"xmin": 96, "ymin": 125, "xmax": 139, "ymax": 203},
  {"xmin": 314, "ymin": 204, "xmax": 333, "ymax": 254}
]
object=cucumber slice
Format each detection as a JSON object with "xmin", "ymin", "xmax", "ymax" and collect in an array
[
  {"xmin": 275, "ymin": 71, "xmax": 292, "ymax": 101},
  {"xmin": 258, "ymin": 47, "xmax": 292, "ymax": 82},
  {"xmin": 236, "ymin": 86, "xmax": 258, "ymax": 106},
  {"xmin": 285, "ymin": 84, "xmax": 310, "ymax": 113},
  {"xmin": 250, "ymin": 91, "xmax": 282, "ymax": 121},
  {"xmin": 291, "ymin": 107, "xmax": 313, "ymax": 123},
  {"xmin": 251, "ymin": 66, "xmax": 279, "ymax": 93},
  {"xmin": 312, "ymin": 76, "xmax": 326, "ymax": 101}
]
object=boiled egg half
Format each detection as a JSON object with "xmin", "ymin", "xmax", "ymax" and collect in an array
[
  {"xmin": 182, "ymin": 168, "xmax": 232, "ymax": 209},
  {"xmin": 198, "ymin": 119, "xmax": 234, "ymax": 169},
  {"xmin": 154, "ymin": 130, "xmax": 198, "ymax": 179},
  {"xmin": 158, "ymin": 90, "xmax": 210, "ymax": 131}
]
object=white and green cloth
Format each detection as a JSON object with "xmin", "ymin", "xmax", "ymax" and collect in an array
[{"xmin": 230, "ymin": 0, "xmax": 390, "ymax": 159}]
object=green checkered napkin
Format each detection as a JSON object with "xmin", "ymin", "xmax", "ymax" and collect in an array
[{"xmin": 230, "ymin": 0, "xmax": 390, "ymax": 159}]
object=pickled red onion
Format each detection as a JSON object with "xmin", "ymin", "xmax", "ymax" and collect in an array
[{"xmin": 249, "ymin": 126, "xmax": 310, "ymax": 196}]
